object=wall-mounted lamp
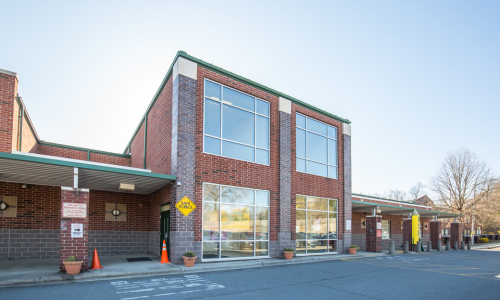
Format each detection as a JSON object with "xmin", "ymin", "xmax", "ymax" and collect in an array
[
  {"xmin": 177, "ymin": 182, "xmax": 182, "ymax": 186},
  {"xmin": 362, "ymin": 221, "xmax": 366, "ymax": 226},
  {"xmin": 425, "ymin": 224, "xmax": 428, "ymax": 229},
  {"xmin": 22, "ymin": 184, "xmax": 27, "ymax": 189},
  {"xmin": 0, "ymin": 201, "xmax": 8, "ymax": 211},
  {"xmin": 112, "ymin": 209, "xmax": 121, "ymax": 216}
]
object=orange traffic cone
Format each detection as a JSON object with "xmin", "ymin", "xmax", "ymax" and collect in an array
[
  {"xmin": 160, "ymin": 240, "xmax": 170, "ymax": 263},
  {"xmin": 90, "ymin": 249, "xmax": 104, "ymax": 270}
]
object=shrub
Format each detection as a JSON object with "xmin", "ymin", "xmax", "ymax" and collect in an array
[
  {"xmin": 349, "ymin": 245, "xmax": 360, "ymax": 249},
  {"xmin": 283, "ymin": 247, "xmax": 294, "ymax": 252},
  {"xmin": 479, "ymin": 238, "xmax": 489, "ymax": 243},
  {"xmin": 183, "ymin": 251, "xmax": 196, "ymax": 257},
  {"xmin": 64, "ymin": 256, "xmax": 79, "ymax": 262}
]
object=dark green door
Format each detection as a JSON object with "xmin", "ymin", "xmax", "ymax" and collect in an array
[{"xmin": 160, "ymin": 209, "xmax": 170, "ymax": 256}]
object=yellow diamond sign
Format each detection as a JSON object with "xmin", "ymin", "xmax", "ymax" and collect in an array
[{"xmin": 175, "ymin": 196, "xmax": 196, "ymax": 216}]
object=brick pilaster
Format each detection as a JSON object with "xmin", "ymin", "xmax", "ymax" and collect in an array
[
  {"xmin": 366, "ymin": 215, "xmax": 382, "ymax": 252},
  {"xmin": 60, "ymin": 188, "xmax": 89, "ymax": 272},
  {"xmin": 450, "ymin": 222, "xmax": 462, "ymax": 247},
  {"xmin": 0, "ymin": 70, "xmax": 18, "ymax": 153},
  {"xmin": 403, "ymin": 218, "xmax": 412, "ymax": 248},
  {"xmin": 430, "ymin": 221, "xmax": 442, "ymax": 249},
  {"xmin": 342, "ymin": 133, "xmax": 352, "ymax": 253}
]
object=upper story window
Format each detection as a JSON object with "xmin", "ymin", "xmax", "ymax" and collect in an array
[
  {"xmin": 295, "ymin": 113, "xmax": 337, "ymax": 178},
  {"xmin": 203, "ymin": 79, "xmax": 270, "ymax": 165}
]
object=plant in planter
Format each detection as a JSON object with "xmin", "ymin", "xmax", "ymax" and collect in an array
[
  {"xmin": 348, "ymin": 245, "xmax": 359, "ymax": 255},
  {"xmin": 182, "ymin": 251, "xmax": 197, "ymax": 267},
  {"xmin": 283, "ymin": 247, "xmax": 294, "ymax": 259},
  {"xmin": 63, "ymin": 256, "xmax": 83, "ymax": 275}
]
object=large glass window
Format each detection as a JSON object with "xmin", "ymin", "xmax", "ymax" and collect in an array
[
  {"xmin": 296, "ymin": 113, "xmax": 338, "ymax": 178},
  {"xmin": 382, "ymin": 220, "xmax": 390, "ymax": 239},
  {"xmin": 202, "ymin": 183, "xmax": 270, "ymax": 260},
  {"xmin": 203, "ymin": 80, "xmax": 270, "ymax": 165},
  {"xmin": 296, "ymin": 195, "xmax": 337, "ymax": 255}
]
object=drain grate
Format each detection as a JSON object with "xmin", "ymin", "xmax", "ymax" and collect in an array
[{"xmin": 126, "ymin": 257, "xmax": 153, "ymax": 262}]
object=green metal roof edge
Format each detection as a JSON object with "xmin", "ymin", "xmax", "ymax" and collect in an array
[
  {"xmin": 123, "ymin": 50, "xmax": 351, "ymax": 153},
  {"xmin": 352, "ymin": 200, "xmax": 462, "ymax": 217},
  {"xmin": 352, "ymin": 193, "xmax": 416, "ymax": 204},
  {"xmin": 0, "ymin": 152, "xmax": 175, "ymax": 181},
  {"xmin": 40, "ymin": 141, "xmax": 131, "ymax": 158}
]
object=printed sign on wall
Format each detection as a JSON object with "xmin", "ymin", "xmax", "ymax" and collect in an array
[
  {"xmin": 377, "ymin": 230, "xmax": 382, "ymax": 238},
  {"xmin": 346, "ymin": 220, "xmax": 351, "ymax": 231},
  {"xmin": 377, "ymin": 222, "xmax": 382, "ymax": 230},
  {"xmin": 62, "ymin": 203, "xmax": 87, "ymax": 218},
  {"xmin": 71, "ymin": 223, "xmax": 83, "ymax": 238},
  {"xmin": 175, "ymin": 196, "xmax": 196, "ymax": 216}
]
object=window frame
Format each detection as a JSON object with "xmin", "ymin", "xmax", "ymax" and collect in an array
[
  {"xmin": 201, "ymin": 182, "xmax": 271, "ymax": 262},
  {"xmin": 203, "ymin": 79, "xmax": 271, "ymax": 165},
  {"xmin": 382, "ymin": 220, "xmax": 391, "ymax": 240},
  {"xmin": 295, "ymin": 113, "xmax": 338, "ymax": 179}
]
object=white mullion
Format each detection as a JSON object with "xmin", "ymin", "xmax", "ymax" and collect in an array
[
  {"xmin": 220, "ymin": 86, "xmax": 223, "ymax": 155},
  {"xmin": 253, "ymin": 190, "xmax": 256, "ymax": 257},
  {"xmin": 219, "ymin": 185, "xmax": 222, "ymax": 259}
]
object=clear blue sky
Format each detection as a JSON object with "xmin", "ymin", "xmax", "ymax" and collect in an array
[{"xmin": 1, "ymin": 1, "xmax": 499, "ymax": 197}]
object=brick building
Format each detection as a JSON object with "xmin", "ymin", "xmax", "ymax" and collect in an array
[{"xmin": 0, "ymin": 52, "xmax": 459, "ymax": 270}]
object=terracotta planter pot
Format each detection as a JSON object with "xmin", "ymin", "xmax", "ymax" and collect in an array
[
  {"xmin": 283, "ymin": 251, "xmax": 294, "ymax": 259},
  {"xmin": 348, "ymin": 248, "xmax": 357, "ymax": 255},
  {"xmin": 183, "ymin": 256, "xmax": 197, "ymax": 267},
  {"xmin": 63, "ymin": 261, "xmax": 83, "ymax": 275}
]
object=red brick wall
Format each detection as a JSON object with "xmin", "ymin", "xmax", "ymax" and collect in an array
[
  {"xmin": 291, "ymin": 103, "xmax": 345, "ymax": 241},
  {"xmin": 89, "ymin": 152, "xmax": 130, "ymax": 167},
  {"xmin": 352, "ymin": 212, "xmax": 366, "ymax": 234},
  {"xmin": 88, "ymin": 190, "xmax": 150, "ymax": 231},
  {"xmin": 0, "ymin": 72, "xmax": 17, "ymax": 153},
  {"xmin": 0, "ymin": 182, "xmax": 60, "ymax": 229},
  {"xmin": 131, "ymin": 122, "xmax": 145, "ymax": 169},
  {"xmin": 38, "ymin": 145, "xmax": 131, "ymax": 167},
  {"xmin": 146, "ymin": 76, "xmax": 173, "ymax": 174},
  {"xmin": 193, "ymin": 66, "xmax": 281, "ymax": 242}
]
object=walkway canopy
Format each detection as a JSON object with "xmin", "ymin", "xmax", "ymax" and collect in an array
[
  {"xmin": 352, "ymin": 200, "xmax": 461, "ymax": 219},
  {"xmin": 0, "ymin": 152, "xmax": 176, "ymax": 194}
]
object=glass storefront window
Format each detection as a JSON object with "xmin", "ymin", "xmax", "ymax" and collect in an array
[
  {"xmin": 296, "ymin": 195, "xmax": 338, "ymax": 255},
  {"xmin": 203, "ymin": 183, "xmax": 270, "ymax": 260}
]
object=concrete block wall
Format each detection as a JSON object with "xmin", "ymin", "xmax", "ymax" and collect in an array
[
  {"xmin": 0, "ymin": 228, "xmax": 59, "ymax": 261},
  {"xmin": 88, "ymin": 230, "xmax": 149, "ymax": 256},
  {"xmin": 352, "ymin": 234, "xmax": 366, "ymax": 251}
]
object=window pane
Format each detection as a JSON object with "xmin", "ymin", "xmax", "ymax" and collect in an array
[
  {"xmin": 329, "ymin": 213, "xmax": 337, "ymax": 239},
  {"xmin": 203, "ymin": 242, "xmax": 219, "ymax": 259},
  {"xmin": 204, "ymin": 184, "xmax": 220, "ymax": 202},
  {"xmin": 256, "ymin": 207, "xmax": 269, "ymax": 240},
  {"xmin": 203, "ymin": 202, "xmax": 220, "ymax": 241},
  {"xmin": 306, "ymin": 160, "xmax": 327, "ymax": 177},
  {"xmin": 222, "ymin": 105, "xmax": 255, "ymax": 146},
  {"xmin": 205, "ymin": 81, "xmax": 221, "ymax": 101},
  {"xmin": 222, "ymin": 140, "xmax": 255, "ymax": 162},
  {"xmin": 296, "ymin": 241, "xmax": 306, "ymax": 254},
  {"xmin": 221, "ymin": 205, "xmax": 254, "ymax": 240},
  {"xmin": 307, "ymin": 132, "xmax": 327, "ymax": 163},
  {"xmin": 256, "ymin": 115, "xmax": 269, "ymax": 149},
  {"xmin": 328, "ymin": 166, "xmax": 337, "ymax": 179},
  {"xmin": 296, "ymin": 114, "xmax": 306, "ymax": 129},
  {"xmin": 221, "ymin": 241, "xmax": 254, "ymax": 258},
  {"xmin": 307, "ymin": 118, "xmax": 327, "ymax": 136},
  {"xmin": 204, "ymin": 136, "xmax": 221, "ymax": 155},
  {"xmin": 307, "ymin": 211, "xmax": 328, "ymax": 239},
  {"xmin": 223, "ymin": 87, "xmax": 254, "ymax": 111},
  {"xmin": 296, "ymin": 158, "xmax": 306, "ymax": 172},
  {"xmin": 307, "ymin": 197, "xmax": 328, "ymax": 211},
  {"xmin": 221, "ymin": 186, "xmax": 254, "ymax": 205},
  {"xmin": 382, "ymin": 220, "xmax": 390, "ymax": 239},
  {"xmin": 329, "ymin": 199, "xmax": 337, "ymax": 212},
  {"xmin": 296, "ymin": 195, "xmax": 306, "ymax": 210},
  {"xmin": 256, "ymin": 99, "xmax": 269, "ymax": 117},
  {"xmin": 256, "ymin": 149, "xmax": 269, "ymax": 165},
  {"xmin": 328, "ymin": 240, "xmax": 337, "ymax": 253},
  {"xmin": 328, "ymin": 139, "xmax": 337, "ymax": 166},
  {"xmin": 296, "ymin": 128, "xmax": 306, "ymax": 158},
  {"xmin": 256, "ymin": 241, "xmax": 268, "ymax": 256},
  {"xmin": 204, "ymin": 99, "xmax": 221, "ymax": 137},
  {"xmin": 256, "ymin": 190, "xmax": 269, "ymax": 206},
  {"xmin": 296, "ymin": 210, "xmax": 306, "ymax": 239},
  {"xmin": 328, "ymin": 126, "xmax": 337, "ymax": 139},
  {"xmin": 307, "ymin": 240, "xmax": 328, "ymax": 254}
]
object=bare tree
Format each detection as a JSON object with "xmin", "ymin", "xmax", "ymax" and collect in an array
[
  {"xmin": 430, "ymin": 148, "xmax": 495, "ymax": 221},
  {"xmin": 409, "ymin": 182, "xmax": 426, "ymax": 200},
  {"xmin": 384, "ymin": 189, "xmax": 407, "ymax": 201}
]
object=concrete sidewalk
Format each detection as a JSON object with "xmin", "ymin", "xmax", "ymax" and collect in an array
[{"xmin": 0, "ymin": 252, "xmax": 386, "ymax": 287}]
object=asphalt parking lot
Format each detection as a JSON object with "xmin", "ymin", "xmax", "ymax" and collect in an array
[{"xmin": 2, "ymin": 248, "xmax": 499, "ymax": 300}]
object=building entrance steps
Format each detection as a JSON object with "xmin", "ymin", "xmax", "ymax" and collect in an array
[{"xmin": 0, "ymin": 252, "xmax": 387, "ymax": 287}]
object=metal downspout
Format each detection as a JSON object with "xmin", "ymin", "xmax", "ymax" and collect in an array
[{"xmin": 143, "ymin": 114, "xmax": 148, "ymax": 169}]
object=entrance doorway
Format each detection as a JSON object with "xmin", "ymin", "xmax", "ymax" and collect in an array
[{"xmin": 160, "ymin": 204, "xmax": 170, "ymax": 257}]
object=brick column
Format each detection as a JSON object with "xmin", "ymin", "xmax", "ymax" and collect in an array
[
  {"xmin": 430, "ymin": 221, "xmax": 442, "ymax": 249},
  {"xmin": 276, "ymin": 98, "xmax": 294, "ymax": 257},
  {"xmin": 0, "ymin": 69, "xmax": 18, "ymax": 153},
  {"xmin": 60, "ymin": 188, "xmax": 90, "ymax": 272},
  {"xmin": 170, "ymin": 57, "xmax": 198, "ymax": 264},
  {"xmin": 342, "ymin": 123, "xmax": 352, "ymax": 253},
  {"xmin": 403, "ymin": 218, "xmax": 412, "ymax": 249},
  {"xmin": 450, "ymin": 222, "xmax": 462, "ymax": 247},
  {"xmin": 366, "ymin": 215, "xmax": 382, "ymax": 252}
]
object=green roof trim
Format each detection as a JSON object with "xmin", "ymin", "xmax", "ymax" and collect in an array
[
  {"xmin": 352, "ymin": 193, "xmax": 416, "ymax": 204},
  {"xmin": 352, "ymin": 200, "xmax": 462, "ymax": 217},
  {"xmin": 0, "ymin": 152, "xmax": 175, "ymax": 181},
  {"xmin": 123, "ymin": 50, "xmax": 351, "ymax": 153},
  {"xmin": 40, "ymin": 141, "xmax": 131, "ymax": 158}
]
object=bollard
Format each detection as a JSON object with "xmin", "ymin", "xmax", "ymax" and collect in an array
[
  {"xmin": 389, "ymin": 241, "xmax": 395, "ymax": 254},
  {"xmin": 454, "ymin": 241, "xmax": 458, "ymax": 250},
  {"xmin": 461, "ymin": 241, "xmax": 465, "ymax": 250},
  {"xmin": 437, "ymin": 242, "xmax": 442, "ymax": 251},
  {"xmin": 427, "ymin": 241, "xmax": 432, "ymax": 252},
  {"xmin": 416, "ymin": 241, "xmax": 421, "ymax": 253},
  {"xmin": 467, "ymin": 241, "xmax": 471, "ymax": 250},
  {"xmin": 404, "ymin": 241, "xmax": 409, "ymax": 253},
  {"xmin": 446, "ymin": 241, "xmax": 450, "ymax": 250}
]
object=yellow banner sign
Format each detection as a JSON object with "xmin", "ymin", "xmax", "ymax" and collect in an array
[{"xmin": 175, "ymin": 196, "xmax": 196, "ymax": 216}]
